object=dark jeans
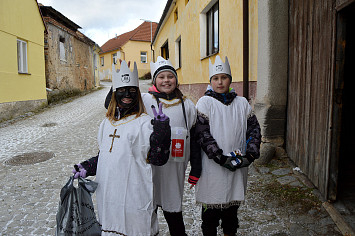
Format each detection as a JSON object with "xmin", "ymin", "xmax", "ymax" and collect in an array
[
  {"xmin": 163, "ymin": 210, "xmax": 187, "ymax": 236},
  {"xmin": 201, "ymin": 205, "xmax": 239, "ymax": 236}
]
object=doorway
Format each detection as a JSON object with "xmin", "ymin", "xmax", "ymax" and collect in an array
[{"xmin": 334, "ymin": 2, "xmax": 355, "ymax": 229}]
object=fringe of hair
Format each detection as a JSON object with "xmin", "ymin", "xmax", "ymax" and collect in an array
[{"xmin": 106, "ymin": 89, "xmax": 146, "ymax": 121}]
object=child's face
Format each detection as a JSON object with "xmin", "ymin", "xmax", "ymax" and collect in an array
[
  {"xmin": 115, "ymin": 86, "xmax": 138, "ymax": 108},
  {"xmin": 155, "ymin": 71, "xmax": 177, "ymax": 94},
  {"xmin": 210, "ymin": 73, "xmax": 231, "ymax": 94}
]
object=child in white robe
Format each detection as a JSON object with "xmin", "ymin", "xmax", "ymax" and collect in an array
[
  {"xmin": 194, "ymin": 56, "xmax": 261, "ymax": 236},
  {"xmin": 103, "ymin": 56, "xmax": 201, "ymax": 236},
  {"xmin": 72, "ymin": 60, "xmax": 171, "ymax": 236}
]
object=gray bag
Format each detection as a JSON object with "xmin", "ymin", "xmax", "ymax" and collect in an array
[{"xmin": 56, "ymin": 176, "xmax": 101, "ymax": 236}]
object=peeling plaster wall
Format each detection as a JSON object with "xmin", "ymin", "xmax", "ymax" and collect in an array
[{"xmin": 44, "ymin": 24, "xmax": 95, "ymax": 91}]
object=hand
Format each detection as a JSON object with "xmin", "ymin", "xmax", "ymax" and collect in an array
[
  {"xmin": 222, "ymin": 156, "xmax": 241, "ymax": 172},
  {"xmin": 151, "ymin": 103, "xmax": 169, "ymax": 121},
  {"xmin": 238, "ymin": 154, "xmax": 254, "ymax": 168},
  {"xmin": 72, "ymin": 164, "xmax": 87, "ymax": 179},
  {"xmin": 188, "ymin": 175, "xmax": 199, "ymax": 188}
]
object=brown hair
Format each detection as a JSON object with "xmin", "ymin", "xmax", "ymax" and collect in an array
[{"xmin": 106, "ymin": 88, "xmax": 146, "ymax": 121}]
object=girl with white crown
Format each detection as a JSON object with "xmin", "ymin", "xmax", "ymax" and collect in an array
[
  {"xmin": 72, "ymin": 60, "xmax": 171, "ymax": 236},
  {"xmin": 194, "ymin": 55, "xmax": 261, "ymax": 236},
  {"xmin": 103, "ymin": 57, "xmax": 201, "ymax": 235},
  {"xmin": 142, "ymin": 56, "xmax": 201, "ymax": 236}
]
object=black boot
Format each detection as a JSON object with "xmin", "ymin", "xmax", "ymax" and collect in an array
[{"xmin": 163, "ymin": 210, "xmax": 187, "ymax": 236}]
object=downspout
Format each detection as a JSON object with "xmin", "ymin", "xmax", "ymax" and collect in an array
[{"xmin": 243, "ymin": 0, "xmax": 249, "ymax": 100}]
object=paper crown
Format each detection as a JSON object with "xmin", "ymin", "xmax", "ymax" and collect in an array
[
  {"xmin": 112, "ymin": 60, "xmax": 139, "ymax": 90},
  {"xmin": 150, "ymin": 56, "xmax": 177, "ymax": 83},
  {"xmin": 209, "ymin": 55, "xmax": 232, "ymax": 79}
]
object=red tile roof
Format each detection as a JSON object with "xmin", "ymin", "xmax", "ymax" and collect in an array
[{"xmin": 100, "ymin": 21, "xmax": 158, "ymax": 54}]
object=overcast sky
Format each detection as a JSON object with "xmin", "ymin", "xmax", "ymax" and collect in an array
[{"xmin": 38, "ymin": 0, "xmax": 167, "ymax": 46}]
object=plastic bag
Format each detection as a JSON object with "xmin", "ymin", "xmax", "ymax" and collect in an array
[{"xmin": 56, "ymin": 176, "xmax": 101, "ymax": 236}]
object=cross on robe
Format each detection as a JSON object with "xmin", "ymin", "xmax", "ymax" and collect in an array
[{"xmin": 109, "ymin": 129, "xmax": 120, "ymax": 152}]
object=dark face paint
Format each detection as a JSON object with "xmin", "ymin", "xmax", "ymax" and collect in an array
[{"xmin": 115, "ymin": 86, "xmax": 138, "ymax": 108}]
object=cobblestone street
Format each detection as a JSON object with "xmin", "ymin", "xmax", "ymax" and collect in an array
[{"xmin": 0, "ymin": 81, "xmax": 343, "ymax": 235}]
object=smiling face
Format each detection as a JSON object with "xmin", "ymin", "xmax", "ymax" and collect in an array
[
  {"xmin": 210, "ymin": 73, "xmax": 231, "ymax": 94},
  {"xmin": 115, "ymin": 86, "xmax": 138, "ymax": 108},
  {"xmin": 155, "ymin": 71, "xmax": 177, "ymax": 94}
]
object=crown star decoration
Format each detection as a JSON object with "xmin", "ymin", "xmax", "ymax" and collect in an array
[
  {"xmin": 209, "ymin": 55, "xmax": 231, "ymax": 79},
  {"xmin": 112, "ymin": 60, "xmax": 139, "ymax": 89}
]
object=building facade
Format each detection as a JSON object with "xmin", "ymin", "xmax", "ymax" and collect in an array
[
  {"xmin": 40, "ymin": 5, "xmax": 98, "ymax": 91},
  {"xmin": 0, "ymin": 0, "xmax": 47, "ymax": 122},
  {"xmin": 152, "ymin": 0, "xmax": 258, "ymax": 103},
  {"xmin": 99, "ymin": 21, "xmax": 158, "ymax": 81}
]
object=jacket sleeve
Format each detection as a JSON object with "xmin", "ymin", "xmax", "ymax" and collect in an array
[
  {"xmin": 147, "ymin": 118, "xmax": 171, "ymax": 166},
  {"xmin": 188, "ymin": 124, "xmax": 202, "ymax": 184},
  {"xmin": 195, "ymin": 111, "xmax": 223, "ymax": 159},
  {"xmin": 80, "ymin": 152, "xmax": 99, "ymax": 176},
  {"xmin": 246, "ymin": 113, "xmax": 261, "ymax": 160}
]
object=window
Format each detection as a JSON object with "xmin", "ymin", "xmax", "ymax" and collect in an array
[
  {"xmin": 140, "ymin": 51, "xmax": 147, "ymax": 63},
  {"xmin": 174, "ymin": 8, "xmax": 178, "ymax": 23},
  {"xmin": 112, "ymin": 53, "xmax": 117, "ymax": 64},
  {"xmin": 59, "ymin": 36, "xmax": 66, "ymax": 61},
  {"xmin": 206, "ymin": 2, "xmax": 219, "ymax": 56},
  {"xmin": 161, "ymin": 41, "xmax": 169, "ymax": 59},
  {"xmin": 17, "ymin": 39, "xmax": 28, "ymax": 73},
  {"xmin": 175, "ymin": 37, "xmax": 181, "ymax": 68},
  {"xmin": 93, "ymin": 54, "xmax": 97, "ymax": 69},
  {"xmin": 100, "ymin": 57, "xmax": 104, "ymax": 66}
]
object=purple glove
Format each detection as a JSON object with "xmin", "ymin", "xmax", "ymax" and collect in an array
[
  {"xmin": 72, "ymin": 164, "xmax": 87, "ymax": 179},
  {"xmin": 151, "ymin": 103, "xmax": 169, "ymax": 121}
]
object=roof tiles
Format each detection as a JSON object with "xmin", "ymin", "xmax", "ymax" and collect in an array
[{"xmin": 100, "ymin": 21, "xmax": 157, "ymax": 54}]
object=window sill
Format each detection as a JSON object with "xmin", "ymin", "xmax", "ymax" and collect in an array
[
  {"xmin": 18, "ymin": 72, "xmax": 31, "ymax": 75},
  {"xmin": 200, "ymin": 51, "xmax": 219, "ymax": 61}
]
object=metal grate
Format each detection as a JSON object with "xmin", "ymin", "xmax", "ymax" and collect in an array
[{"xmin": 5, "ymin": 152, "xmax": 55, "ymax": 166}]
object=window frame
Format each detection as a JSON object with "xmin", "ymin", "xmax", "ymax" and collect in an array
[
  {"xmin": 161, "ymin": 41, "xmax": 169, "ymax": 60},
  {"xmin": 59, "ymin": 36, "xmax": 66, "ymax": 62},
  {"xmin": 206, "ymin": 2, "xmax": 219, "ymax": 56},
  {"xmin": 100, "ymin": 57, "xmax": 104, "ymax": 66},
  {"xmin": 112, "ymin": 53, "xmax": 117, "ymax": 65},
  {"xmin": 175, "ymin": 37, "xmax": 182, "ymax": 69},
  {"xmin": 140, "ymin": 51, "xmax": 148, "ymax": 63},
  {"xmin": 17, "ymin": 39, "xmax": 28, "ymax": 74}
]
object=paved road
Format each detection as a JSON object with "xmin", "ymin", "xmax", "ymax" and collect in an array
[{"xmin": 0, "ymin": 80, "xmax": 342, "ymax": 235}]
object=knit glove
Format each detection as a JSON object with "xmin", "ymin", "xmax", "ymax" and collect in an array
[
  {"xmin": 230, "ymin": 150, "xmax": 255, "ymax": 169},
  {"xmin": 214, "ymin": 153, "xmax": 239, "ymax": 172},
  {"xmin": 151, "ymin": 103, "xmax": 169, "ymax": 122},
  {"xmin": 72, "ymin": 164, "xmax": 87, "ymax": 179}
]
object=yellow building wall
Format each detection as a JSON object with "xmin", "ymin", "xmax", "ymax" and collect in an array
[
  {"xmin": 0, "ymin": 0, "xmax": 47, "ymax": 103},
  {"xmin": 99, "ymin": 49, "xmax": 121, "ymax": 81},
  {"xmin": 153, "ymin": 0, "xmax": 258, "ymax": 85},
  {"xmin": 122, "ymin": 40, "xmax": 152, "ymax": 78},
  {"xmin": 99, "ymin": 40, "xmax": 153, "ymax": 80}
]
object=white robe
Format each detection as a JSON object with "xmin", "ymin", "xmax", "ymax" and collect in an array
[
  {"xmin": 195, "ymin": 95, "xmax": 252, "ymax": 206},
  {"xmin": 95, "ymin": 114, "xmax": 159, "ymax": 236},
  {"xmin": 142, "ymin": 93, "xmax": 197, "ymax": 212}
]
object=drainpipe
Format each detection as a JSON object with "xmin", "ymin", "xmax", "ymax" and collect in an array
[{"xmin": 243, "ymin": 0, "xmax": 249, "ymax": 100}]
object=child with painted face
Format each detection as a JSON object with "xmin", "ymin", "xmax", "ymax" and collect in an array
[
  {"xmin": 72, "ymin": 60, "xmax": 171, "ymax": 236},
  {"xmin": 194, "ymin": 56, "xmax": 261, "ymax": 236},
  {"xmin": 140, "ymin": 56, "xmax": 201, "ymax": 236}
]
